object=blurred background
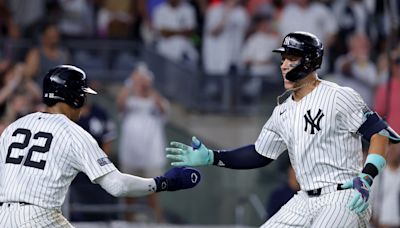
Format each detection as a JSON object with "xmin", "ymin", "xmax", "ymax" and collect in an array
[{"xmin": 0, "ymin": 0, "xmax": 399, "ymax": 227}]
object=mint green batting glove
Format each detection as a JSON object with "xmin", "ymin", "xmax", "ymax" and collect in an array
[
  {"xmin": 341, "ymin": 173, "xmax": 372, "ymax": 214},
  {"xmin": 166, "ymin": 136, "xmax": 214, "ymax": 166}
]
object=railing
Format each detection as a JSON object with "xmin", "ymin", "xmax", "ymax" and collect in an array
[{"xmin": 1, "ymin": 38, "xmax": 280, "ymax": 114}]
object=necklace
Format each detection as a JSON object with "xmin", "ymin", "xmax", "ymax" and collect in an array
[{"xmin": 277, "ymin": 78, "xmax": 320, "ymax": 105}]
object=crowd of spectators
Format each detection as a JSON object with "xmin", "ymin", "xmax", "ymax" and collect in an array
[
  {"xmin": 1, "ymin": 0, "xmax": 399, "ymax": 98},
  {"xmin": 0, "ymin": 0, "xmax": 399, "ymax": 225}
]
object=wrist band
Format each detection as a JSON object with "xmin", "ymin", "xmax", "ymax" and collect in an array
[
  {"xmin": 365, "ymin": 153, "xmax": 386, "ymax": 174},
  {"xmin": 361, "ymin": 153, "xmax": 386, "ymax": 180}
]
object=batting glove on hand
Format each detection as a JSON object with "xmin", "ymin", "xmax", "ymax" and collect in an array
[
  {"xmin": 166, "ymin": 136, "xmax": 213, "ymax": 166},
  {"xmin": 154, "ymin": 167, "xmax": 201, "ymax": 192},
  {"xmin": 341, "ymin": 173, "xmax": 372, "ymax": 214}
]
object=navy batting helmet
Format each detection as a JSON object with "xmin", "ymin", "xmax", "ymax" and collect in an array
[
  {"xmin": 273, "ymin": 31, "xmax": 323, "ymax": 81},
  {"xmin": 43, "ymin": 65, "xmax": 97, "ymax": 109}
]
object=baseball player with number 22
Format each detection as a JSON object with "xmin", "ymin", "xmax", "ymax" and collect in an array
[
  {"xmin": 0, "ymin": 65, "xmax": 201, "ymax": 227},
  {"xmin": 166, "ymin": 31, "xmax": 400, "ymax": 227}
]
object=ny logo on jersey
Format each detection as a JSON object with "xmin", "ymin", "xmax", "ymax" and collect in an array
[{"xmin": 304, "ymin": 109, "xmax": 324, "ymax": 134}]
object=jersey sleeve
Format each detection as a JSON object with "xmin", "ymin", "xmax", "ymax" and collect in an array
[
  {"xmin": 70, "ymin": 125, "xmax": 116, "ymax": 182},
  {"xmin": 255, "ymin": 110, "xmax": 287, "ymax": 159},
  {"xmin": 336, "ymin": 87, "xmax": 370, "ymax": 133}
]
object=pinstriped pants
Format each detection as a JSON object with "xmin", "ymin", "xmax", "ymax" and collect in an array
[
  {"xmin": 0, "ymin": 203, "xmax": 73, "ymax": 227},
  {"xmin": 261, "ymin": 189, "xmax": 371, "ymax": 228}
]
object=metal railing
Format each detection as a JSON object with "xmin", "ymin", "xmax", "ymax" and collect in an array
[{"xmin": 1, "ymin": 38, "xmax": 280, "ymax": 114}]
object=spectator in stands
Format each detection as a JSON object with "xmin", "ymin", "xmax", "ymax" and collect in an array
[
  {"xmin": 187, "ymin": 0, "xmax": 208, "ymax": 51},
  {"xmin": 334, "ymin": 33, "xmax": 378, "ymax": 108},
  {"xmin": 370, "ymin": 144, "xmax": 400, "ymax": 228},
  {"xmin": 246, "ymin": 0, "xmax": 285, "ymax": 21},
  {"xmin": 4, "ymin": 91, "xmax": 33, "ymax": 122},
  {"xmin": 374, "ymin": 47, "xmax": 400, "ymax": 133},
  {"xmin": 0, "ymin": 0, "xmax": 20, "ymax": 70},
  {"xmin": 7, "ymin": 0, "xmax": 46, "ymax": 38},
  {"xmin": 202, "ymin": 0, "xmax": 249, "ymax": 100},
  {"xmin": 367, "ymin": 16, "xmax": 400, "ymax": 228},
  {"xmin": 58, "ymin": 0, "xmax": 95, "ymax": 38},
  {"xmin": 202, "ymin": 0, "xmax": 249, "ymax": 75},
  {"xmin": 278, "ymin": 0, "xmax": 338, "ymax": 74},
  {"xmin": 0, "ymin": 63, "xmax": 24, "ymax": 119},
  {"xmin": 97, "ymin": 0, "xmax": 135, "ymax": 39},
  {"xmin": 117, "ymin": 63, "xmax": 169, "ymax": 222},
  {"xmin": 78, "ymin": 98, "xmax": 117, "ymax": 156},
  {"xmin": 332, "ymin": 0, "xmax": 373, "ymax": 60},
  {"xmin": 24, "ymin": 23, "xmax": 69, "ymax": 86},
  {"xmin": 246, "ymin": 0, "xmax": 270, "ymax": 16},
  {"xmin": 0, "ymin": 63, "xmax": 41, "ymax": 125},
  {"xmin": 152, "ymin": 0, "xmax": 198, "ymax": 63},
  {"xmin": 375, "ymin": 53, "xmax": 388, "ymax": 85},
  {"xmin": 70, "ymin": 97, "xmax": 118, "ymax": 222},
  {"xmin": 0, "ymin": 0, "xmax": 19, "ymax": 39},
  {"xmin": 266, "ymin": 164, "xmax": 299, "ymax": 219},
  {"xmin": 370, "ymin": 1, "xmax": 398, "ymax": 54},
  {"xmin": 240, "ymin": 13, "xmax": 280, "ymax": 102}
]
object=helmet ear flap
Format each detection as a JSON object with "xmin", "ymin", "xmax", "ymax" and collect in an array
[
  {"xmin": 285, "ymin": 58, "xmax": 308, "ymax": 81},
  {"xmin": 303, "ymin": 56, "xmax": 313, "ymax": 70}
]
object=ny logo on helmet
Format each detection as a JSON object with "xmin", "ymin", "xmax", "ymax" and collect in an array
[
  {"xmin": 283, "ymin": 37, "xmax": 302, "ymax": 48},
  {"xmin": 304, "ymin": 109, "xmax": 324, "ymax": 134}
]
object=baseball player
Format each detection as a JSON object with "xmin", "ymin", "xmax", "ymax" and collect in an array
[
  {"xmin": 0, "ymin": 65, "xmax": 201, "ymax": 228},
  {"xmin": 166, "ymin": 31, "xmax": 400, "ymax": 227}
]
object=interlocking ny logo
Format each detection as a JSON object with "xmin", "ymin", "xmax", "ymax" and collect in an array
[{"xmin": 304, "ymin": 109, "xmax": 324, "ymax": 134}]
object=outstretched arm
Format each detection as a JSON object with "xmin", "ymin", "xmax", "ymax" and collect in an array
[
  {"xmin": 166, "ymin": 137, "xmax": 273, "ymax": 169},
  {"xmin": 96, "ymin": 170, "xmax": 155, "ymax": 197},
  {"xmin": 96, "ymin": 167, "xmax": 201, "ymax": 197},
  {"xmin": 213, "ymin": 144, "xmax": 273, "ymax": 169}
]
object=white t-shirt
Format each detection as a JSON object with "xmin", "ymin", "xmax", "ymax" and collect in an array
[
  {"xmin": 153, "ymin": 2, "xmax": 198, "ymax": 62},
  {"xmin": 119, "ymin": 96, "xmax": 167, "ymax": 171},
  {"xmin": 279, "ymin": 3, "xmax": 338, "ymax": 43},
  {"xmin": 241, "ymin": 32, "xmax": 280, "ymax": 79},
  {"xmin": 202, "ymin": 3, "xmax": 249, "ymax": 74}
]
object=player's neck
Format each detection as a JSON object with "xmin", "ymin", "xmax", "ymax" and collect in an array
[
  {"xmin": 45, "ymin": 103, "xmax": 80, "ymax": 121},
  {"xmin": 292, "ymin": 75, "xmax": 320, "ymax": 101}
]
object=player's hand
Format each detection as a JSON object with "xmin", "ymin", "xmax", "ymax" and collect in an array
[
  {"xmin": 154, "ymin": 167, "xmax": 201, "ymax": 192},
  {"xmin": 166, "ymin": 136, "xmax": 213, "ymax": 166},
  {"xmin": 341, "ymin": 173, "xmax": 372, "ymax": 213}
]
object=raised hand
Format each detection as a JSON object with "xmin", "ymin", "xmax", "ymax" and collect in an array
[{"xmin": 166, "ymin": 136, "xmax": 213, "ymax": 166}]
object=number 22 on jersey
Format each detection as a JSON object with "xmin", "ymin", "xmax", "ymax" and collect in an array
[{"xmin": 5, "ymin": 128, "xmax": 53, "ymax": 170}]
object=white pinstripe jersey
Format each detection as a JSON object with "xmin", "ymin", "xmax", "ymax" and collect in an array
[
  {"xmin": 0, "ymin": 112, "xmax": 116, "ymax": 209},
  {"xmin": 255, "ymin": 80, "xmax": 369, "ymax": 191}
]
